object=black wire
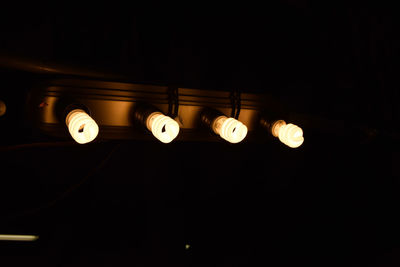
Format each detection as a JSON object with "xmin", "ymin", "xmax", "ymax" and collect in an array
[
  {"xmin": 235, "ymin": 91, "xmax": 241, "ymax": 119},
  {"xmin": 230, "ymin": 91, "xmax": 236, "ymax": 118},
  {"xmin": 167, "ymin": 86, "xmax": 179, "ymax": 118},
  {"xmin": 0, "ymin": 141, "xmax": 76, "ymax": 152},
  {"xmin": 173, "ymin": 87, "xmax": 179, "ymax": 118},
  {"xmin": 230, "ymin": 90, "xmax": 241, "ymax": 119},
  {"xmin": 3, "ymin": 142, "xmax": 121, "ymax": 221}
]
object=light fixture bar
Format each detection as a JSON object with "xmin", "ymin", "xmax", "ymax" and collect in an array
[{"xmin": 0, "ymin": 234, "xmax": 39, "ymax": 241}]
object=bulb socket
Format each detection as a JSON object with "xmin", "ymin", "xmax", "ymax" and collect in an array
[
  {"xmin": 260, "ymin": 112, "xmax": 284, "ymax": 136},
  {"xmin": 133, "ymin": 103, "xmax": 161, "ymax": 129},
  {"xmin": 200, "ymin": 108, "xmax": 225, "ymax": 130},
  {"xmin": 56, "ymin": 96, "xmax": 91, "ymax": 124}
]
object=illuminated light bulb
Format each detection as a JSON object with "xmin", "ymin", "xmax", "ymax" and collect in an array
[
  {"xmin": 65, "ymin": 109, "xmax": 99, "ymax": 144},
  {"xmin": 271, "ymin": 120, "xmax": 304, "ymax": 148},
  {"xmin": 146, "ymin": 112, "xmax": 180, "ymax": 143},
  {"xmin": 212, "ymin": 116, "xmax": 248, "ymax": 143}
]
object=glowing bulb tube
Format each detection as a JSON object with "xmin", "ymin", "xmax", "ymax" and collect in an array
[
  {"xmin": 146, "ymin": 112, "xmax": 180, "ymax": 143},
  {"xmin": 0, "ymin": 234, "xmax": 38, "ymax": 242},
  {"xmin": 272, "ymin": 120, "xmax": 304, "ymax": 148},
  {"xmin": 212, "ymin": 116, "xmax": 248, "ymax": 143},
  {"xmin": 65, "ymin": 109, "xmax": 99, "ymax": 144}
]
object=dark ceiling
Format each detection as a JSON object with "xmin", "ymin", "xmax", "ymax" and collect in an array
[{"xmin": 0, "ymin": 3, "xmax": 399, "ymax": 266}]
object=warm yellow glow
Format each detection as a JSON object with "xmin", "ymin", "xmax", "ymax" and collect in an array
[
  {"xmin": 212, "ymin": 116, "xmax": 248, "ymax": 143},
  {"xmin": 0, "ymin": 100, "xmax": 6, "ymax": 117},
  {"xmin": 0, "ymin": 234, "xmax": 39, "ymax": 241},
  {"xmin": 146, "ymin": 112, "xmax": 180, "ymax": 143},
  {"xmin": 272, "ymin": 120, "xmax": 304, "ymax": 148},
  {"xmin": 65, "ymin": 109, "xmax": 99, "ymax": 144}
]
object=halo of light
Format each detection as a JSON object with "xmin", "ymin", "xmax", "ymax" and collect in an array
[{"xmin": 0, "ymin": 100, "xmax": 6, "ymax": 117}]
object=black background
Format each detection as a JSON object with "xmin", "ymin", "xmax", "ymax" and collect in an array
[{"xmin": 0, "ymin": 3, "xmax": 399, "ymax": 266}]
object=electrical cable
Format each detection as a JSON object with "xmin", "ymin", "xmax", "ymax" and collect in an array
[
  {"xmin": 235, "ymin": 90, "xmax": 241, "ymax": 119},
  {"xmin": 0, "ymin": 141, "xmax": 76, "ymax": 152},
  {"xmin": 167, "ymin": 86, "xmax": 179, "ymax": 118},
  {"xmin": 230, "ymin": 90, "xmax": 242, "ymax": 119},
  {"xmin": 230, "ymin": 90, "xmax": 236, "ymax": 118},
  {"xmin": 2, "ymin": 142, "xmax": 121, "ymax": 221}
]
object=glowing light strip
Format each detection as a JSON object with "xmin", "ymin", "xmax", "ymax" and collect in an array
[{"xmin": 0, "ymin": 234, "xmax": 39, "ymax": 241}]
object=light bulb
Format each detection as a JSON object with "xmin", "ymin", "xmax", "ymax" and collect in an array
[
  {"xmin": 212, "ymin": 116, "xmax": 248, "ymax": 143},
  {"xmin": 65, "ymin": 109, "xmax": 99, "ymax": 144},
  {"xmin": 272, "ymin": 120, "xmax": 304, "ymax": 148},
  {"xmin": 146, "ymin": 112, "xmax": 180, "ymax": 143}
]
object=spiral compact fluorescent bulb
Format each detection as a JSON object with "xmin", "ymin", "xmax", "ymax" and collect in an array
[
  {"xmin": 212, "ymin": 116, "xmax": 248, "ymax": 143},
  {"xmin": 146, "ymin": 112, "xmax": 180, "ymax": 143},
  {"xmin": 66, "ymin": 109, "xmax": 99, "ymax": 144},
  {"xmin": 272, "ymin": 120, "xmax": 304, "ymax": 148}
]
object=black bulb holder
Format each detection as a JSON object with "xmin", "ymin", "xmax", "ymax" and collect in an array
[
  {"xmin": 200, "ymin": 108, "xmax": 226, "ymax": 131},
  {"xmin": 132, "ymin": 103, "xmax": 162, "ymax": 130}
]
